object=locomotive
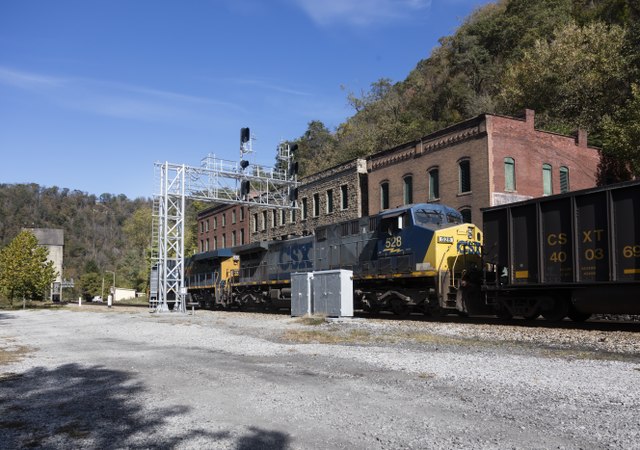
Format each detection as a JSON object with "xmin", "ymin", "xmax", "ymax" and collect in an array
[{"xmin": 185, "ymin": 203, "xmax": 484, "ymax": 316}]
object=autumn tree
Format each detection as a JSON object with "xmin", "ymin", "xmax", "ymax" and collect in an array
[{"xmin": 0, "ymin": 230, "xmax": 57, "ymax": 304}]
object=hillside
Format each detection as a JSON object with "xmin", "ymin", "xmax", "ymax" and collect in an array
[{"xmin": 292, "ymin": 0, "xmax": 640, "ymax": 182}]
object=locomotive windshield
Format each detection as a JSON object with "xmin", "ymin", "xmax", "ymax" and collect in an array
[{"xmin": 414, "ymin": 208, "xmax": 463, "ymax": 227}]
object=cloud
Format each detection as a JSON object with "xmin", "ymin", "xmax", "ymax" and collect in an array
[
  {"xmin": 0, "ymin": 65, "xmax": 245, "ymax": 121},
  {"xmin": 225, "ymin": 77, "xmax": 312, "ymax": 97},
  {"xmin": 291, "ymin": 0, "xmax": 431, "ymax": 27}
]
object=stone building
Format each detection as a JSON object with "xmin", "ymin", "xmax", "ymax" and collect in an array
[
  {"xmin": 197, "ymin": 109, "xmax": 600, "ymax": 248},
  {"xmin": 366, "ymin": 109, "xmax": 600, "ymax": 228},
  {"xmin": 25, "ymin": 228, "xmax": 64, "ymax": 300}
]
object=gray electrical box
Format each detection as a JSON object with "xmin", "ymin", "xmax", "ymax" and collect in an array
[
  {"xmin": 312, "ymin": 269, "xmax": 353, "ymax": 317},
  {"xmin": 291, "ymin": 272, "xmax": 313, "ymax": 317}
]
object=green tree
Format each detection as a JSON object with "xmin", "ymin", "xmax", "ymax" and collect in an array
[
  {"xmin": 0, "ymin": 231, "xmax": 57, "ymax": 304},
  {"xmin": 602, "ymin": 83, "xmax": 640, "ymax": 180}
]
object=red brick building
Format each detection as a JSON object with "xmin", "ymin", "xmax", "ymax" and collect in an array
[
  {"xmin": 366, "ymin": 109, "xmax": 600, "ymax": 227},
  {"xmin": 197, "ymin": 109, "xmax": 600, "ymax": 248},
  {"xmin": 196, "ymin": 203, "xmax": 249, "ymax": 253}
]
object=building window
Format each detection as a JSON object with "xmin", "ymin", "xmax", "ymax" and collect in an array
[
  {"xmin": 460, "ymin": 208, "xmax": 472, "ymax": 224},
  {"xmin": 261, "ymin": 211, "xmax": 267, "ymax": 231},
  {"xmin": 341, "ymin": 184, "xmax": 348, "ymax": 210},
  {"xmin": 290, "ymin": 208, "xmax": 296, "ymax": 223},
  {"xmin": 222, "ymin": 213, "xmax": 226, "ymax": 227},
  {"xmin": 560, "ymin": 166, "xmax": 570, "ymax": 193},
  {"xmin": 380, "ymin": 182, "xmax": 390, "ymax": 210},
  {"xmin": 302, "ymin": 198, "xmax": 308, "ymax": 220},
  {"xmin": 403, "ymin": 175, "xmax": 413, "ymax": 205},
  {"xmin": 200, "ymin": 222, "xmax": 204, "ymax": 233},
  {"xmin": 200, "ymin": 240, "xmax": 203, "ymax": 252},
  {"xmin": 232, "ymin": 230, "xmax": 236, "ymax": 246},
  {"xmin": 240, "ymin": 229, "xmax": 245, "ymax": 245},
  {"xmin": 280, "ymin": 209, "xmax": 286, "ymax": 226},
  {"xmin": 428, "ymin": 168, "xmax": 439, "ymax": 201},
  {"xmin": 205, "ymin": 238, "xmax": 209, "ymax": 251},
  {"xmin": 222, "ymin": 233, "xmax": 226, "ymax": 248},
  {"xmin": 504, "ymin": 157, "xmax": 515, "ymax": 192},
  {"xmin": 459, "ymin": 159, "xmax": 471, "ymax": 193},
  {"xmin": 313, "ymin": 193, "xmax": 320, "ymax": 217},
  {"xmin": 232, "ymin": 210, "xmax": 236, "ymax": 224},
  {"xmin": 272, "ymin": 210, "xmax": 277, "ymax": 227},
  {"xmin": 213, "ymin": 217, "xmax": 217, "ymax": 229},
  {"xmin": 543, "ymin": 163, "xmax": 553, "ymax": 196},
  {"xmin": 326, "ymin": 189, "xmax": 334, "ymax": 214},
  {"xmin": 213, "ymin": 236, "xmax": 217, "ymax": 250},
  {"xmin": 240, "ymin": 207, "xmax": 245, "ymax": 221},
  {"xmin": 252, "ymin": 213, "xmax": 258, "ymax": 232}
]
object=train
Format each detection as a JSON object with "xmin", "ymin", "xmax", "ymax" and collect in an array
[
  {"xmin": 174, "ymin": 180, "xmax": 640, "ymax": 322},
  {"xmin": 184, "ymin": 203, "xmax": 484, "ymax": 317}
]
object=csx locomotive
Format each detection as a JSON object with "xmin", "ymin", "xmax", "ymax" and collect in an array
[{"xmin": 184, "ymin": 203, "xmax": 484, "ymax": 316}]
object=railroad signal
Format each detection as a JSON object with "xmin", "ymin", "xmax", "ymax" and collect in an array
[
  {"xmin": 240, "ymin": 160, "xmax": 249, "ymax": 170},
  {"xmin": 288, "ymin": 161, "xmax": 298, "ymax": 177},
  {"xmin": 240, "ymin": 127, "xmax": 250, "ymax": 145},
  {"xmin": 241, "ymin": 180, "xmax": 251, "ymax": 198}
]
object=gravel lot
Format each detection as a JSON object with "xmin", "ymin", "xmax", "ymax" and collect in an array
[{"xmin": 1, "ymin": 305, "xmax": 639, "ymax": 449}]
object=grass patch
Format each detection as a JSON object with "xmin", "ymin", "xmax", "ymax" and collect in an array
[
  {"xmin": 293, "ymin": 315, "xmax": 327, "ymax": 326},
  {"xmin": 0, "ymin": 299, "xmax": 65, "ymax": 310},
  {"xmin": 0, "ymin": 345, "xmax": 32, "ymax": 366},
  {"xmin": 282, "ymin": 328, "xmax": 372, "ymax": 344}
]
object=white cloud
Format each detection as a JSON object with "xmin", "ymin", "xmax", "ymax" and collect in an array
[
  {"xmin": 0, "ymin": 66, "xmax": 64, "ymax": 89},
  {"xmin": 291, "ymin": 0, "xmax": 431, "ymax": 27}
]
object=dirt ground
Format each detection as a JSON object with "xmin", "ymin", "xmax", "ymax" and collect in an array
[{"xmin": 0, "ymin": 306, "xmax": 639, "ymax": 449}]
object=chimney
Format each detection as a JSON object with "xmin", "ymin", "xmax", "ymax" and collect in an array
[
  {"xmin": 576, "ymin": 128, "xmax": 588, "ymax": 147},
  {"xmin": 525, "ymin": 109, "xmax": 535, "ymax": 130}
]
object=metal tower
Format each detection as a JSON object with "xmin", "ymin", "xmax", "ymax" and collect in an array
[{"xmin": 150, "ymin": 130, "xmax": 298, "ymax": 313}]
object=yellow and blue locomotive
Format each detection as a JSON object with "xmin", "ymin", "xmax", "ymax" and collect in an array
[{"xmin": 185, "ymin": 203, "xmax": 484, "ymax": 316}]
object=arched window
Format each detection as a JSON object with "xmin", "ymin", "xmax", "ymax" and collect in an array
[
  {"xmin": 543, "ymin": 163, "xmax": 553, "ymax": 196},
  {"xmin": 380, "ymin": 182, "xmax": 390, "ymax": 210},
  {"xmin": 428, "ymin": 168, "xmax": 439, "ymax": 201},
  {"xmin": 459, "ymin": 159, "xmax": 471, "ymax": 193},
  {"xmin": 560, "ymin": 166, "xmax": 570, "ymax": 193},
  {"xmin": 460, "ymin": 208, "xmax": 472, "ymax": 224},
  {"xmin": 403, "ymin": 175, "xmax": 413, "ymax": 204},
  {"xmin": 504, "ymin": 157, "xmax": 515, "ymax": 192}
]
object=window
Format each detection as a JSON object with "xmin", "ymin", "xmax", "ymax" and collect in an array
[
  {"xmin": 205, "ymin": 238, "xmax": 209, "ymax": 251},
  {"xmin": 280, "ymin": 209, "xmax": 286, "ymax": 226},
  {"xmin": 200, "ymin": 240, "xmax": 203, "ymax": 252},
  {"xmin": 290, "ymin": 208, "xmax": 296, "ymax": 223},
  {"xmin": 326, "ymin": 189, "xmax": 334, "ymax": 214},
  {"xmin": 459, "ymin": 159, "xmax": 471, "ymax": 193},
  {"xmin": 341, "ymin": 184, "xmax": 348, "ymax": 209},
  {"xmin": 240, "ymin": 229, "xmax": 245, "ymax": 245},
  {"xmin": 543, "ymin": 163, "xmax": 553, "ymax": 196},
  {"xmin": 313, "ymin": 193, "xmax": 320, "ymax": 217},
  {"xmin": 302, "ymin": 198, "xmax": 308, "ymax": 220},
  {"xmin": 428, "ymin": 168, "xmax": 439, "ymax": 201},
  {"xmin": 200, "ymin": 222, "xmax": 204, "ymax": 233},
  {"xmin": 560, "ymin": 166, "xmax": 570, "ymax": 193},
  {"xmin": 213, "ymin": 236, "xmax": 217, "ymax": 250},
  {"xmin": 213, "ymin": 217, "xmax": 217, "ymax": 229},
  {"xmin": 232, "ymin": 230, "xmax": 236, "ymax": 246},
  {"xmin": 222, "ymin": 213, "xmax": 226, "ymax": 227},
  {"xmin": 272, "ymin": 210, "xmax": 277, "ymax": 227},
  {"xmin": 261, "ymin": 211, "xmax": 267, "ymax": 231},
  {"xmin": 232, "ymin": 210, "xmax": 236, "ymax": 224},
  {"xmin": 504, "ymin": 157, "xmax": 515, "ymax": 192},
  {"xmin": 460, "ymin": 208, "xmax": 472, "ymax": 224},
  {"xmin": 240, "ymin": 207, "xmax": 245, "ymax": 221},
  {"xmin": 380, "ymin": 182, "xmax": 390, "ymax": 210},
  {"xmin": 403, "ymin": 175, "xmax": 413, "ymax": 204},
  {"xmin": 206, "ymin": 219, "xmax": 209, "ymax": 232},
  {"xmin": 252, "ymin": 213, "xmax": 258, "ymax": 232},
  {"xmin": 222, "ymin": 233, "xmax": 226, "ymax": 248}
]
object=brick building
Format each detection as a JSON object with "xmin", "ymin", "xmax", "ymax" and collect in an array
[
  {"xmin": 196, "ymin": 203, "xmax": 249, "ymax": 253},
  {"xmin": 197, "ymin": 109, "xmax": 600, "ymax": 248},
  {"xmin": 366, "ymin": 109, "xmax": 600, "ymax": 228}
]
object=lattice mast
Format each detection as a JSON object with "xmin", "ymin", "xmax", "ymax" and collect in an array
[{"xmin": 151, "ymin": 128, "xmax": 298, "ymax": 312}]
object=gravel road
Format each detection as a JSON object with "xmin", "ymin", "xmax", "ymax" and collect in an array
[{"xmin": 1, "ymin": 306, "xmax": 639, "ymax": 449}]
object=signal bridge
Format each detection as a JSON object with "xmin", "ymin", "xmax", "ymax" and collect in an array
[{"xmin": 151, "ymin": 128, "xmax": 299, "ymax": 313}]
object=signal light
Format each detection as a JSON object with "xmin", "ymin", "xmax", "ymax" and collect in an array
[
  {"xmin": 289, "ymin": 188, "xmax": 298, "ymax": 202},
  {"xmin": 241, "ymin": 180, "xmax": 251, "ymax": 197},
  {"xmin": 288, "ymin": 161, "xmax": 298, "ymax": 177},
  {"xmin": 240, "ymin": 160, "xmax": 249, "ymax": 170},
  {"xmin": 240, "ymin": 127, "xmax": 250, "ymax": 144},
  {"xmin": 290, "ymin": 143, "xmax": 298, "ymax": 153}
]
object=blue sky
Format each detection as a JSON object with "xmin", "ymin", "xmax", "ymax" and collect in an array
[{"xmin": 0, "ymin": 0, "xmax": 491, "ymax": 199}]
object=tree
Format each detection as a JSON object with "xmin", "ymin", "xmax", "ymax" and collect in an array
[{"xmin": 0, "ymin": 230, "xmax": 57, "ymax": 304}]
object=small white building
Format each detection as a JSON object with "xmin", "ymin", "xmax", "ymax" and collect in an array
[
  {"xmin": 25, "ymin": 228, "xmax": 64, "ymax": 301},
  {"xmin": 114, "ymin": 288, "xmax": 137, "ymax": 302}
]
